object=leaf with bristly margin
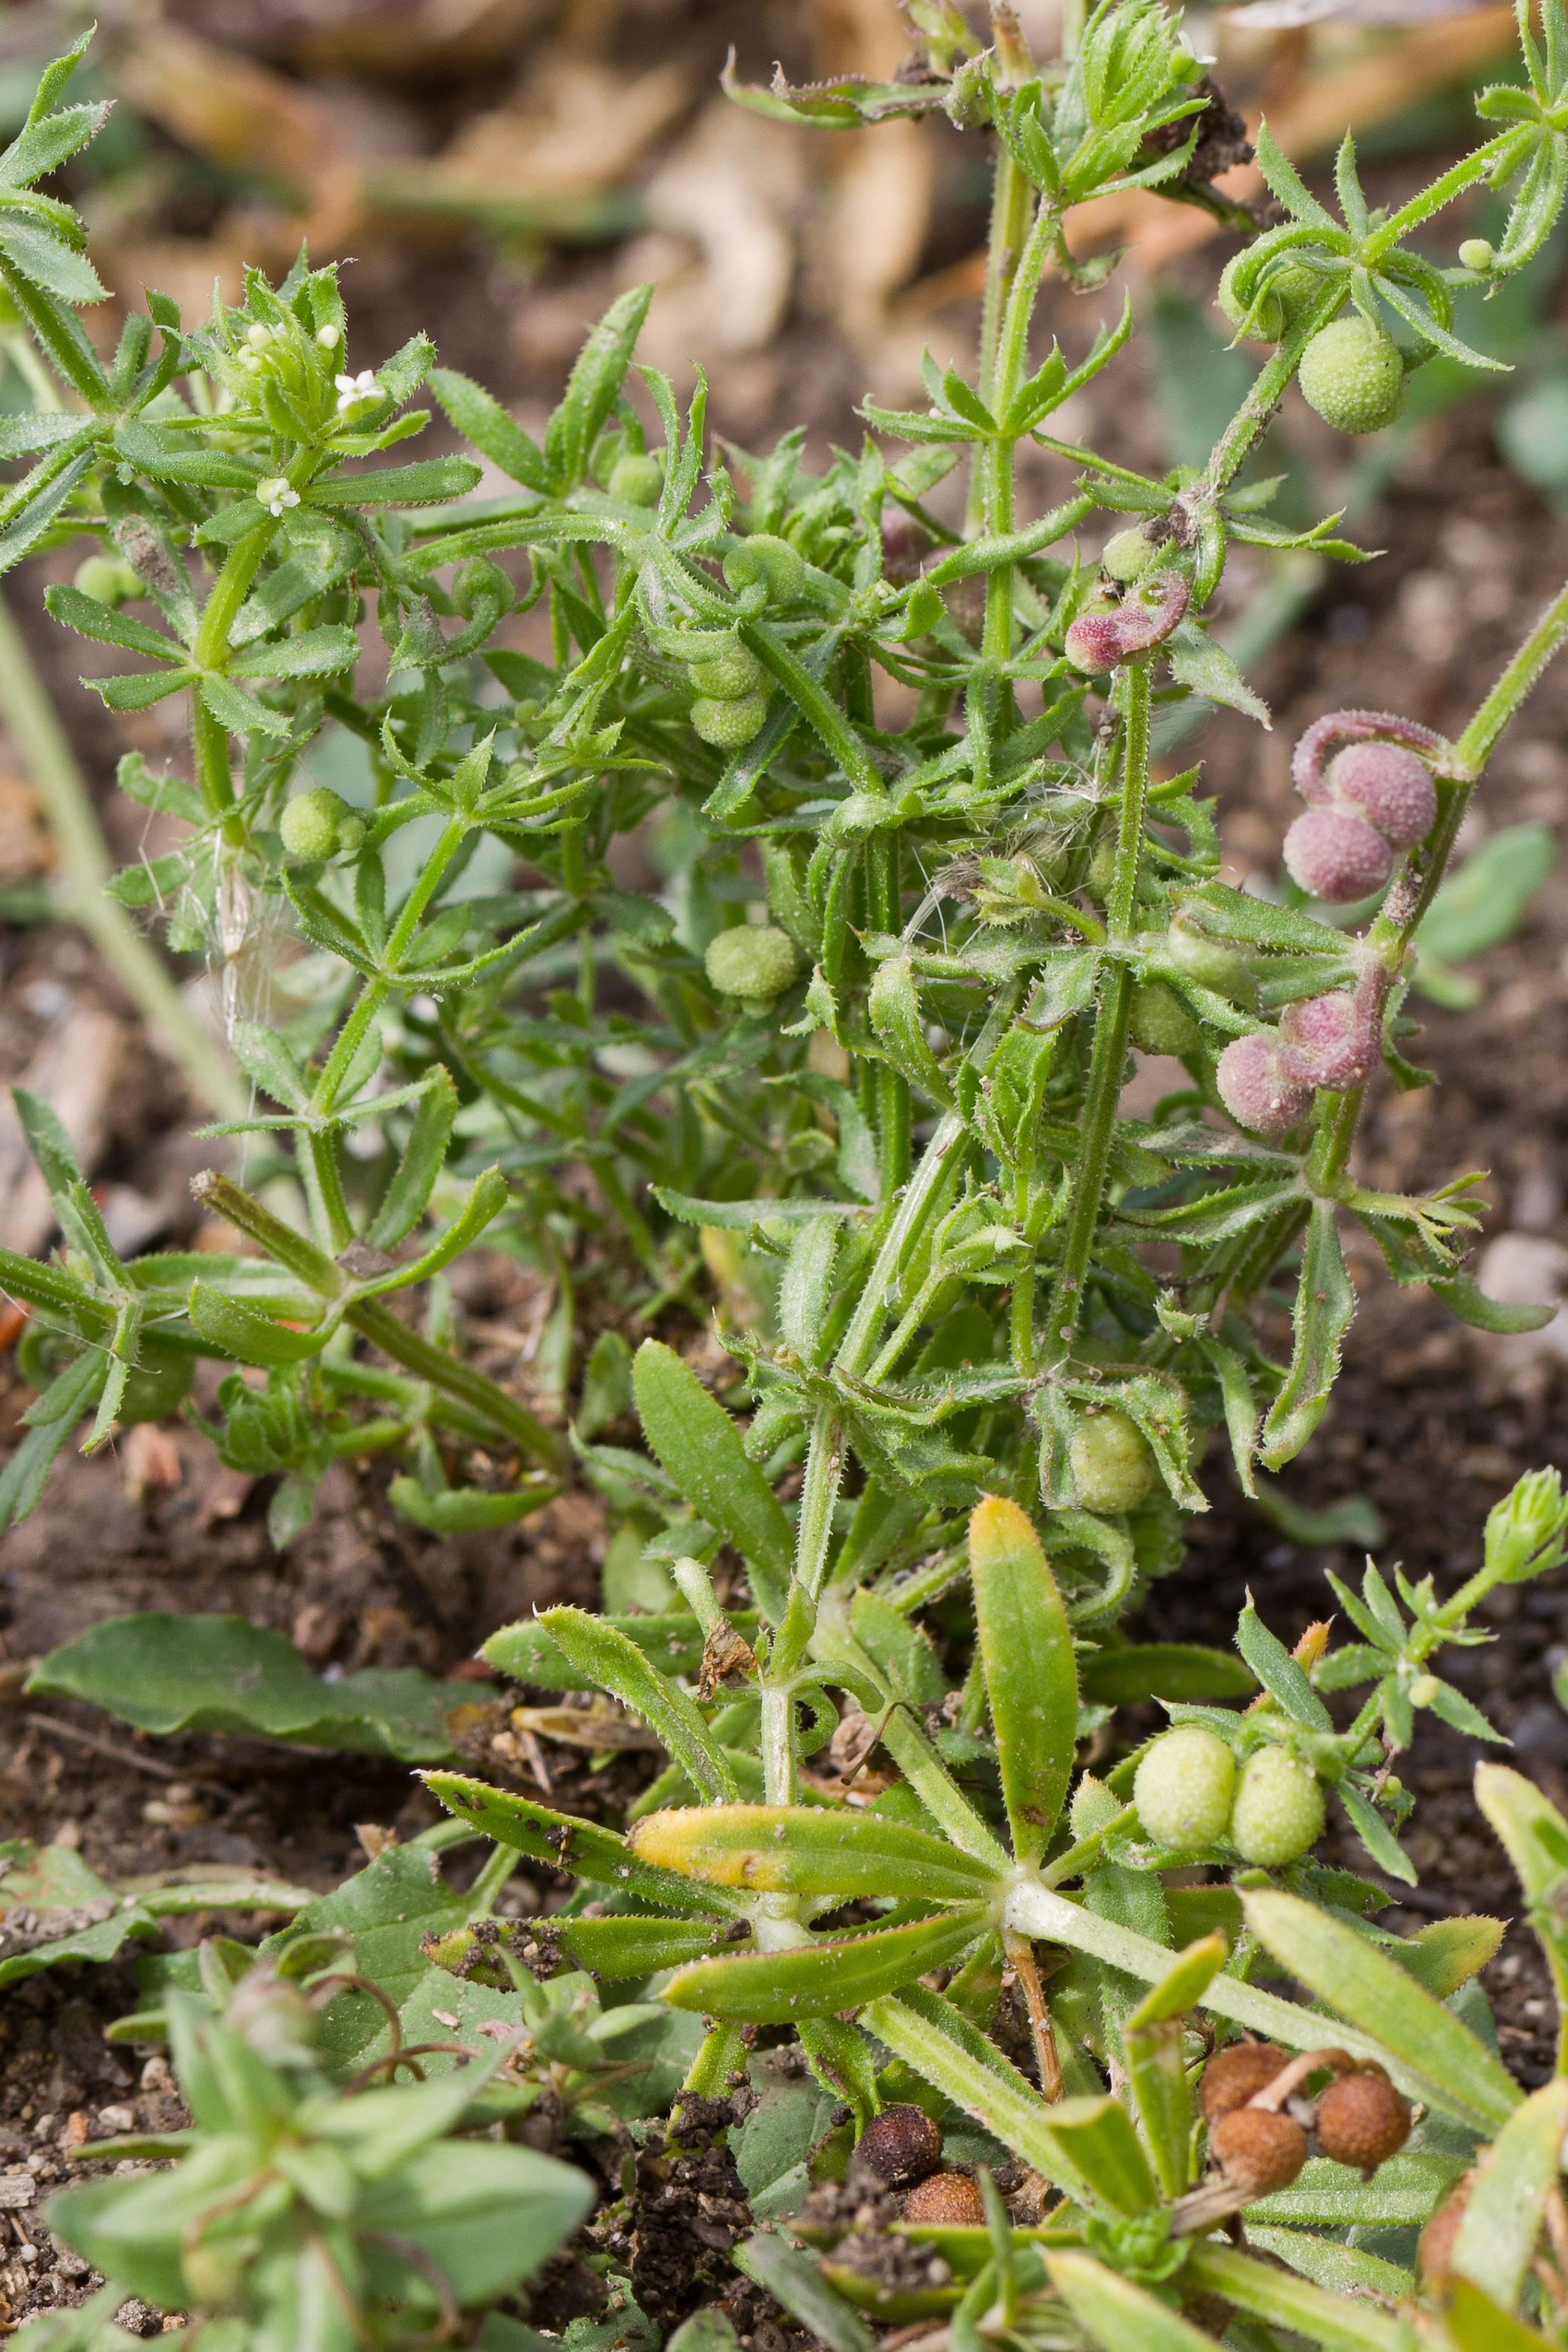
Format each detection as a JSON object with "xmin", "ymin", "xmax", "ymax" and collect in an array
[
  {"xmin": 187, "ymin": 1282, "xmax": 328, "ymax": 1366},
  {"xmin": 1181, "ymin": 2242, "xmax": 1407, "ymax": 2352},
  {"xmin": 0, "ymin": 219, "xmax": 105, "ymax": 304},
  {"xmin": 537, "ymin": 1608, "xmax": 740, "ymax": 1803},
  {"xmin": 1241, "ymin": 1887, "xmax": 1519, "ymax": 2131},
  {"xmin": 733, "ymin": 2233, "xmax": 877, "ymax": 2352},
  {"xmin": 227, "ymin": 623, "xmax": 358, "ymax": 680},
  {"xmin": 1234, "ymin": 1595, "xmax": 1331, "ymax": 1727},
  {"xmin": 664, "ymin": 1911, "xmax": 986, "ymax": 2024},
  {"xmin": 547, "ymin": 284, "xmax": 655, "ymax": 489},
  {"xmin": 555, "ymin": 1916, "xmax": 752, "ymax": 1981},
  {"xmin": 483, "ymin": 1609, "xmax": 760, "ymax": 1692},
  {"xmin": 1249, "ymin": 2149, "xmax": 1467, "ymax": 2229},
  {"xmin": 1260, "ymin": 1201, "xmax": 1355, "ymax": 1469},
  {"xmin": 632, "ymin": 1340, "xmax": 793, "ymax": 1616},
  {"xmin": 307, "ymin": 458, "xmax": 482, "ymax": 507},
  {"xmin": 1382, "ymin": 1912, "xmax": 1503, "ymax": 2001},
  {"xmin": 1078, "ymin": 1643, "xmax": 1255, "ymax": 1705},
  {"xmin": 1167, "ymin": 621, "xmax": 1270, "ymax": 726},
  {"xmin": 628, "ymin": 1805, "xmax": 1000, "ymax": 1906},
  {"xmin": 43, "ymin": 583, "xmax": 184, "ymax": 661},
  {"xmin": 1241, "ymin": 2228, "xmax": 1412, "ymax": 2305},
  {"xmin": 1335, "ymin": 1778, "xmax": 1416, "ymax": 1885},
  {"xmin": 198, "ymin": 673, "xmax": 289, "ymax": 737},
  {"xmin": 1431, "ymin": 1270, "xmax": 1555, "ymax": 1333},
  {"xmin": 421, "ymin": 1772, "xmax": 749, "ymax": 1917},
  {"xmin": 387, "ymin": 1478, "xmax": 557, "ymax": 1535},
  {"xmin": 1451, "ymin": 2075, "xmax": 1568, "ymax": 2311},
  {"xmin": 967, "ymin": 1497, "xmax": 1076, "ymax": 1869},
  {"xmin": 1473, "ymin": 1763, "xmax": 1568, "ymax": 2015},
  {"xmin": 26, "ymin": 1613, "xmax": 489, "ymax": 1763},
  {"xmin": 654, "ymin": 1188, "xmax": 868, "ymax": 1230},
  {"xmin": 430, "ymin": 367, "xmax": 552, "ymax": 493}
]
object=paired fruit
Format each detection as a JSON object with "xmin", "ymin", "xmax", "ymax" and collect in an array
[
  {"xmin": 280, "ymin": 787, "xmax": 365, "ymax": 861},
  {"xmin": 1129, "ymin": 979, "xmax": 1202, "ymax": 1058},
  {"xmin": 1297, "ymin": 315, "xmax": 1406, "ymax": 434},
  {"xmin": 903, "ymin": 2170, "xmax": 985, "ymax": 2225},
  {"xmin": 1315, "ymin": 2068, "xmax": 1412, "ymax": 2171},
  {"xmin": 1282, "ymin": 804, "xmax": 1393, "ymax": 903},
  {"xmin": 1134, "ymin": 1726, "xmax": 1237, "ymax": 1851},
  {"xmin": 1209, "ymin": 2107, "xmax": 1309, "ymax": 2196},
  {"xmin": 854, "ymin": 2105, "xmax": 943, "ymax": 2188},
  {"xmin": 1197, "ymin": 2042, "xmax": 1289, "ymax": 2122},
  {"xmin": 1218, "ymin": 253, "xmax": 1327, "ymax": 343},
  {"xmin": 1228, "ymin": 1745, "xmax": 1326, "ymax": 1866},
  {"xmin": 1215, "ymin": 1031, "xmax": 1312, "ymax": 1143},
  {"xmin": 607, "ymin": 450, "xmax": 662, "ymax": 507},
  {"xmin": 722, "ymin": 533, "xmax": 805, "ymax": 603}
]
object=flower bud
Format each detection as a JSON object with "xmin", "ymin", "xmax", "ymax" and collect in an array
[
  {"xmin": 608, "ymin": 451, "xmax": 662, "ymax": 507},
  {"xmin": 903, "ymin": 2170, "xmax": 985, "ymax": 2226},
  {"xmin": 705, "ymin": 925, "xmax": 799, "ymax": 1008},
  {"xmin": 1134, "ymin": 1725, "xmax": 1236, "ymax": 1851},
  {"xmin": 316, "ymin": 321, "xmax": 341, "ymax": 349},
  {"xmin": 1215, "ymin": 1033, "xmax": 1312, "ymax": 1143},
  {"xmin": 1100, "ymin": 528, "xmax": 1154, "ymax": 582},
  {"xmin": 1129, "ymin": 979, "xmax": 1201, "ymax": 1057},
  {"xmin": 1297, "ymin": 316, "xmax": 1406, "ymax": 434},
  {"xmin": 1228, "ymin": 1746, "xmax": 1324, "ymax": 1866},
  {"xmin": 281, "ymin": 787, "xmax": 361, "ymax": 861},
  {"xmin": 692, "ymin": 692, "xmax": 770, "ymax": 748},
  {"xmin": 1315, "ymin": 2068, "xmax": 1411, "ymax": 2172},
  {"xmin": 1277, "ymin": 990, "xmax": 1376, "ymax": 1092},
  {"xmin": 1282, "ymin": 807, "xmax": 1392, "ymax": 903},
  {"xmin": 1323, "ymin": 741, "xmax": 1436, "ymax": 849},
  {"xmin": 1209, "ymin": 2108, "xmax": 1308, "ymax": 2198},
  {"xmin": 1197, "ymin": 2042, "xmax": 1289, "ymax": 2123},
  {"xmin": 688, "ymin": 643, "xmax": 766, "ymax": 701},
  {"xmin": 723, "ymin": 534, "xmax": 805, "ymax": 603},
  {"xmin": 1068, "ymin": 1408, "xmax": 1158, "ymax": 1513},
  {"xmin": 1458, "ymin": 238, "xmax": 1494, "ymax": 274},
  {"xmin": 854, "ymin": 2104, "xmax": 944, "ymax": 2187}
]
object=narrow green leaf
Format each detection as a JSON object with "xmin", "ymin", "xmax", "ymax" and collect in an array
[
  {"xmin": 555, "ymin": 1915, "xmax": 749, "ymax": 1980},
  {"xmin": 732, "ymin": 2233, "xmax": 876, "ymax": 2352},
  {"xmin": 1473, "ymin": 1763, "xmax": 1568, "ymax": 2023},
  {"xmin": 968, "ymin": 1497, "xmax": 1076, "ymax": 1867},
  {"xmin": 422, "ymin": 1771, "xmax": 749, "ymax": 1915},
  {"xmin": 430, "ymin": 367, "xmax": 552, "ymax": 492},
  {"xmin": 537, "ymin": 1607, "xmax": 740, "ymax": 1802},
  {"xmin": 1182, "ymin": 2243, "xmax": 1406, "ymax": 2352},
  {"xmin": 1046, "ymin": 2252, "xmax": 1218, "ymax": 2352},
  {"xmin": 664, "ymin": 1911, "xmax": 986, "ymax": 2023},
  {"xmin": 1234, "ymin": 1594, "xmax": 1332, "ymax": 1727},
  {"xmin": 1078, "ymin": 1644, "xmax": 1255, "ymax": 1705},
  {"xmin": 1241, "ymin": 1887, "xmax": 1519, "ymax": 2130},
  {"xmin": 188, "ymin": 1282, "xmax": 327, "ymax": 1366},
  {"xmin": 387, "ymin": 1478, "xmax": 557, "ymax": 1534},
  {"xmin": 307, "ymin": 457, "xmax": 482, "ymax": 507},
  {"xmin": 1445, "ymin": 2278, "xmax": 1551, "ymax": 2352},
  {"xmin": 632, "ymin": 1340, "xmax": 793, "ymax": 1617},
  {"xmin": 1260, "ymin": 1200, "xmax": 1355, "ymax": 1468}
]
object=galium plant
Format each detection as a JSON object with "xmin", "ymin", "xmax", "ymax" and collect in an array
[{"xmin": 7, "ymin": 2, "xmax": 1568, "ymax": 2347}]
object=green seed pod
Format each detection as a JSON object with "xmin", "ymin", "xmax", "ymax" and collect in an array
[
  {"xmin": 705, "ymin": 925, "xmax": 800, "ymax": 1008},
  {"xmin": 1218, "ymin": 256, "xmax": 1329, "ymax": 344},
  {"xmin": 1130, "ymin": 980, "xmax": 1202, "ymax": 1058},
  {"xmin": 1069, "ymin": 1409, "xmax": 1158, "ymax": 1514},
  {"xmin": 1228, "ymin": 1745, "xmax": 1325, "ymax": 1866},
  {"xmin": 722, "ymin": 533, "xmax": 805, "ymax": 603},
  {"xmin": 1297, "ymin": 316, "xmax": 1406, "ymax": 435},
  {"xmin": 1100, "ymin": 528, "xmax": 1154, "ymax": 583},
  {"xmin": 688, "ymin": 643, "xmax": 765, "ymax": 701},
  {"xmin": 1167, "ymin": 919, "xmax": 1258, "ymax": 1009},
  {"xmin": 608, "ymin": 451, "xmax": 663, "ymax": 507},
  {"xmin": 73, "ymin": 554, "xmax": 144, "ymax": 607},
  {"xmin": 692, "ymin": 691, "xmax": 770, "ymax": 748},
  {"xmin": 281, "ymin": 787, "xmax": 359, "ymax": 861},
  {"xmin": 1458, "ymin": 238, "xmax": 1494, "ymax": 274},
  {"xmin": 1134, "ymin": 1726, "xmax": 1237, "ymax": 1851}
]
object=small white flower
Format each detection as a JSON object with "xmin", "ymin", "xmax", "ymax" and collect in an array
[
  {"xmin": 334, "ymin": 368, "xmax": 380, "ymax": 415},
  {"xmin": 256, "ymin": 477, "xmax": 300, "ymax": 518}
]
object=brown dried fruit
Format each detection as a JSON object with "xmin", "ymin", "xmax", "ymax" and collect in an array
[
  {"xmin": 1315, "ymin": 2069, "xmax": 1412, "ymax": 2172},
  {"xmin": 853, "ymin": 2104, "xmax": 944, "ymax": 2188},
  {"xmin": 1197, "ymin": 2042, "xmax": 1290, "ymax": 2122},
  {"xmin": 903, "ymin": 2171, "xmax": 985, "ymax": 2226},
  {"xmin": 1418, "ymin": 2170, "xmax": 1475, "ymax": 2284},
  {"xmin": 1209, "ymin": 2108, "xmax": 1309, "ymax": 2199}
]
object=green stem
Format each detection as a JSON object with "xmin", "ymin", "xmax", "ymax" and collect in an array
[
  {"xmin": 1448, "ymin": 574, "xmax": 1568, "ymax": 782},
  {"xmin": 1206, "ymin": 285, "xmax": 1346, "ymax": 500},
  {"xmin": 795, "ymin": 1405, "xmax": 846, "ymax": 1600},
  {"xmin": 0, "ymin": 592, "xmax": 247, "ymax": 1122},
  {"xmin": 969, "ymin": 142, "xmax": 1036, "ymax": 537},
  {"xmin": 1043, "ymin": 658, "xmax": 1152, "ymax": 1348}
]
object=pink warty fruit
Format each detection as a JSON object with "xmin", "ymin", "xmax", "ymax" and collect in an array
[
  {"xmin": 1291, "ymin": 708, "xmax": 1445, "ymax": 804},
  {"xmin": 1216, "ymin": 1033, "xmax": 1312, "ymax": 1142},
  {"xmin": 1282, "ymin": 807, "xmax": 1392, "ymax": 903},
  {"xmin": 1278, "ymin": 989, "xmax": 1376, "ymax": 1091},
  {"xmin": 1323, "ymin": 741, "xmax": 1436, "ymax": 850}
]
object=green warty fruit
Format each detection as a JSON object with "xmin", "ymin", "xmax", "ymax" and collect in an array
[
  {"xmin": 1068, "ymin": 1408, "xmax": 1158, "ymax": 1514},
  {"xmin": 1297, "ymin": 316, "xmax": 1406, "ymax": 435},
  {"xmin": 1228, "ymin": 1745, "xmax": 1325, "ymax": 1866},
  {"xmin": 1134, "ymin": 1725, "xmax": 1237, "ymax": 1851}
]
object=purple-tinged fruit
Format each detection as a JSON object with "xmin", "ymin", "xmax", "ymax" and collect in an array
[
  {"xmin": 1064, "ymin": 573, "xmax": 1188, "ymax": 673},
  {"xmin": 1277, "ymin": 991, "xmax": 1377, "ymax": 1091},
  {"xmin": 1215, "ymin": 1033, "xmax": 1312, "ymax": 1143},
  {"xmin": 1282, "ymin": 807, "xmax": 1392, "ymax": 903},
  {"xmin": 1324, "ymin": 741, "xmax": 1436, "ymax": 849}
]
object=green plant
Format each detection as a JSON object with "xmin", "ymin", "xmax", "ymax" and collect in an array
[{"xmin": 7, "ymin": 5, "xmax": 1568, "ymax": 2348}]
